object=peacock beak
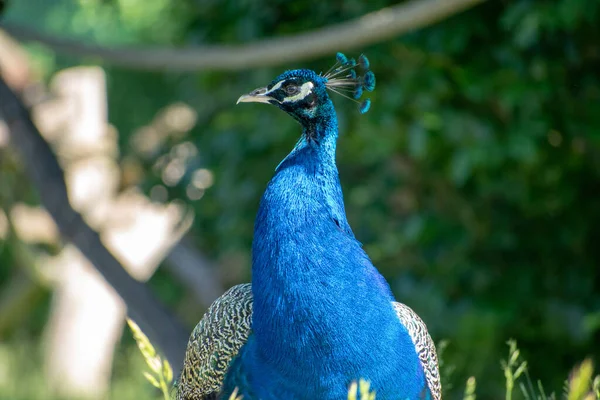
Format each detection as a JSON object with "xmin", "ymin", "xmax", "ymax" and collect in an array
[{"xmin": 236, "ymin": 87, "xmax": 273, "ymax": 105}]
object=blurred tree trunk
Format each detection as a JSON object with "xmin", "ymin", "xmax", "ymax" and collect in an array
[
  {"xmin": 1, "ymin": 31, "xmax": 192, "ymax": 372},
  {"xmin": 38, "ymin": 68, "xmax": 122, "ymax": 398},
  {"xmin": 0, "ymin": 31, "xmax": 192, "ymax": 398},
  {"xmin": 37, "ymin": 67, "xmax": 189, "ymax": 398}
]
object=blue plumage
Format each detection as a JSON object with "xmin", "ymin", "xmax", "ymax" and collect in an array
[
  {"xmin": 359, "ymin": 99, "xmax": 371, "ymax": 114},
  {"xmin": 336, "ymin": 52, "xmax": 348, "ymax": 65},
  {"xmin": 363, "ymin": 71, "xmax": 376, "ymax": 92},
  {"xmin": 220, "ymin": 54, "xmax": 440, "ymax": 399},
  {"xmin": 358, "ymin": 54, "xmax": 370, "ymax": 70}
]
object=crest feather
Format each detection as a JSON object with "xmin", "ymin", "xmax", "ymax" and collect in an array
[{"xmin": 322, "ymin": 52, "xmax": 375, "ymax": 114}]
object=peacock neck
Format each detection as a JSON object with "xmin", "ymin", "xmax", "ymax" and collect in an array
[
  {"xmin": 268, "ymin": 110, "xmax": 350, "ymax": 235},
  {"xmin": 250, "ymin": 113, "xmax": 400, "ymax": 379}
]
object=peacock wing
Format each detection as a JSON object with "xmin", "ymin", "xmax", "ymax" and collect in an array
[
  {"xmin": 175, "ymin": 284, "xmax": 253, "ymax": 400},
  {"xmin": 392, "ymin": 302, "xmax": 442, "ymax": 400}
]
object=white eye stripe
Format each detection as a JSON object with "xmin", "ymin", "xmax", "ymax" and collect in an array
[
  {"xmin": 282, "ymin": 82, "xmax": 314, "ymax": 103},
  {"xmin": 264, "ymin": 80, "xmax": 284, "ymax": 95}
]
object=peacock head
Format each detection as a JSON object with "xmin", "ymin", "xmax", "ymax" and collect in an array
[{"xmin": 237, "ymin": 53, "xmax": 376, "ymax": 126}]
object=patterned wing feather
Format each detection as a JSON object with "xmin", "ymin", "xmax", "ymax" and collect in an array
[
  {"xmin": 175, "ymin": 284, "xmax": 253, "ymax": 400},
  {"xmin": 392, "ymin": 302, "xmax": 442, "ymax": 400}
]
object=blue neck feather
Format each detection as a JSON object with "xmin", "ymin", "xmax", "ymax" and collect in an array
[{"xmin": 235, "ymin": 100, "xmax": 427, "ymax": 399}]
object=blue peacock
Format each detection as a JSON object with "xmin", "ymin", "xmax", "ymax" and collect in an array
[{"xmin": 175, "ymin": 53, "xmax": 441, "ymax": 400}]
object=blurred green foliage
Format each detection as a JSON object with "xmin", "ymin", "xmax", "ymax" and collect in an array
[
  {"xmin": 1, "ymin": 0, "xmax": 600, "ymax": 398},
  {"xmin": 0, "ymin": 341, "xmax": 157, "ymax": 400}
]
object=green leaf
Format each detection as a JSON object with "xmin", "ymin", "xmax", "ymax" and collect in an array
[{"xmin": 143, "ymin": 371, "xmax": 161, "ymax": 389}]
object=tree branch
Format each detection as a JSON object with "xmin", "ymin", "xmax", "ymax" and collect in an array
[
  {"xmin": 0, "ymin": 76, "xmax": 189, "ymax": 372},
  {"xmin": 0, "ymin": 0, "xmax": 484, "ymax": 71}
]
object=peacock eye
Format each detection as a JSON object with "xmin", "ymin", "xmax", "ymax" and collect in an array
[{"xmin": 284, "ymin": 84, "xmax": 299, "ymax": 95}]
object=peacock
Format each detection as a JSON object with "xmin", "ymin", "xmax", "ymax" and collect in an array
[{"xmin": 175, "ymin": 53, "xmax": 441, "ymax": 400}]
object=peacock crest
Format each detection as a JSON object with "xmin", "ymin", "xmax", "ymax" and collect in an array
[{"xmin": 322, "ymin": 52, "xmax": 376, "ymax": 114}]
